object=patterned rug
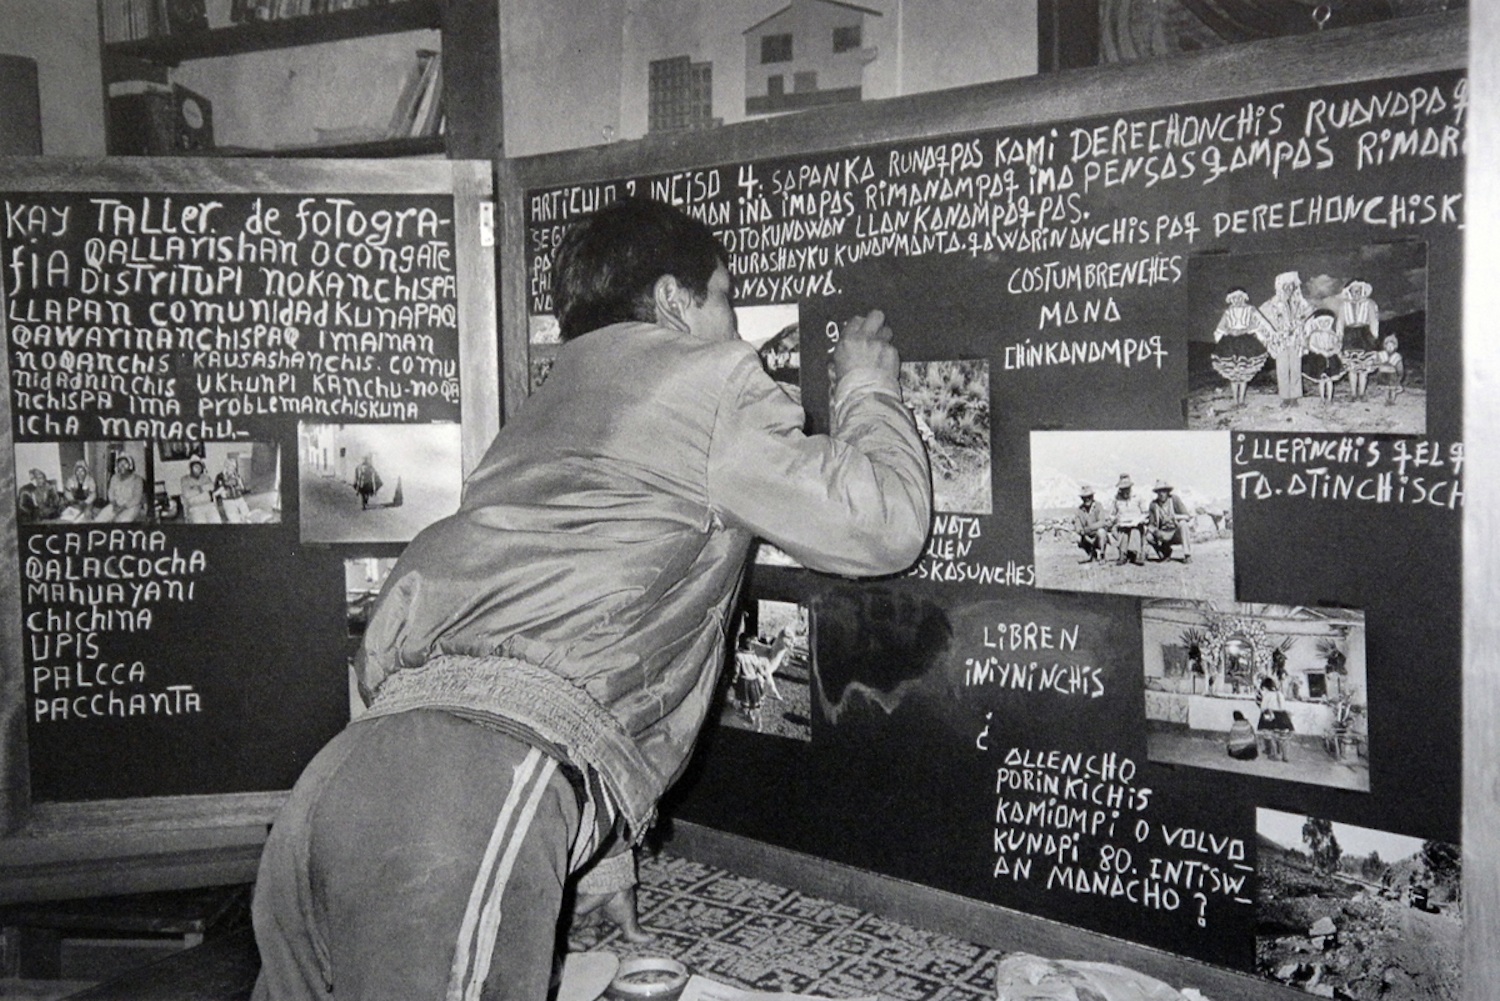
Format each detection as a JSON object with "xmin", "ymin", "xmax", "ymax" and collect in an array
[{"xmin": 567, "ymin": 850, "xmax": 1007, "ymax": 1001}]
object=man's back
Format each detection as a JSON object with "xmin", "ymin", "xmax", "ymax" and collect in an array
[{"xmin": 361, "ymin": 323, "xmax": 755, "ymax": 694}]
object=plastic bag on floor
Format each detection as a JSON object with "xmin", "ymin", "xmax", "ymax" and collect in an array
[{"xmin": 995, "ymin": 952, "xmax": 1214, "ymax": 1001}]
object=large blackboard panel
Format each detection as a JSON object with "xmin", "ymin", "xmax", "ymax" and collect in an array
[
  {"xmin": 503, "ymin": 12, "xmax": 1468, "ymax": 991},
  {"xmin": 0, "ymin": 157, "xmax": 495, "ymax": 895}
]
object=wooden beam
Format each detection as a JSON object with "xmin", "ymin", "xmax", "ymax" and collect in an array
[{"xmin": 1462, "ymin": 9, "xmax": 1499, "ymax": 1001}]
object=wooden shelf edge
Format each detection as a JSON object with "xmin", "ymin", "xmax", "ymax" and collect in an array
[
  {"xmin": 0, "ymin": 841, "xmax": 265, "ymax": 904},
  {"xmin": 0, "ymin": 803, "xmax": 274, "ymax": 903},
  {"xmin": 107, "ymin": 135, "xmax": 446, "ymax": 159},
  {"xmin": 236, "ymin": 134, "xmax": 447, "ymax": 159},
  {"xmin": 104, "ymin": 0, "xmax": 441, "ymax": 64}
]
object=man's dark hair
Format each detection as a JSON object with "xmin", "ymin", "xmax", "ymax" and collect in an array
[{"xmin": 552, "ymin": 197, "xmax": 729, "ymax": 341}]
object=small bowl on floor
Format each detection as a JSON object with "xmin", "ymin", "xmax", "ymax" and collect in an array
[{"xmin": 604, "ymin": 956, "xmax": 690, "ymax": 1001}]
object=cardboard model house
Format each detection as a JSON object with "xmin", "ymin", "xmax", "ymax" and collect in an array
[{"xmin": 744, "ymin": 0, "xmax": 879, "ymax": 114}]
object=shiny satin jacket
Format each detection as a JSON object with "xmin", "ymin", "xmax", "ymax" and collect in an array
[{"xmin": 356, "ymin": 321, "xmax": 931, "ymax": 834}]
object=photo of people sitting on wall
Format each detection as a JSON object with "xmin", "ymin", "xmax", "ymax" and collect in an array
[
  {"xmin": 154, "ymin": 441, "xmax": 283, "ymax": 525},
  {"xmin": 1142, "ymin": 599, "xmax": 1369, "ymax": 792},
  {"xmin": 14, "ymin": 440, "xmax": 152, "ymax": 525}
]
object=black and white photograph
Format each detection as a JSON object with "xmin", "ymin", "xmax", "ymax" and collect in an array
[
  {"xmin": 752, "ymin": 540, "xmax": 803, "ymax": 568},
  {"xmin": 1142, "ymin": 599, "xmax": 1369, "ymax": 790},
  {"xmin": 155, "ymin": 441, "xmax": 282, "ymax": 525},
  {"xmin": 528, "ymin": 313, "xmax": 561, "ymax": 391},
  {"xmin": 1257, "ymin": 808, "xmax": 1459, "ymax": 1001},
  {"xmin": 717, "ymin": 598, "xmax": 811, "ymax": 741},
  {"xmin": 14, "ymin": 440, "xmax": 153, "ymax": 524},
  {"xmin": 1185, "ymin": 243, "xmax": 1428, "ymax": 434},
  {"xmin": 738, "ymin": 303, "xmax": 800, "ymax": 392},
  {"xmin": 0, "ymin": 5, "xmax": 1483, "ymax": 998},
  {"xmin": 1031, "ymin": 430, "xmax": 1234, "ymax": 600},
  {"xmin": 901, "ymin": 359, "xmax": 991, "ymax": 516},
  {"xmin": 297, "ymin": 422, "xmax": 462, "ymax": 544},
  {"xmin": 345, "ymin": 556, "xmax": 400, "ymax": 720}
]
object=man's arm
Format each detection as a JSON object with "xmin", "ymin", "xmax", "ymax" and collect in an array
[{"xmin": 707, "ymin": 312, "xmax": 932, "ymax": 577}]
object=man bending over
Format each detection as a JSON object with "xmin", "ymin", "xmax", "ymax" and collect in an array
[{"xmin": 250, "ymin": 197, "xmax": 932, "ymax": 1001}]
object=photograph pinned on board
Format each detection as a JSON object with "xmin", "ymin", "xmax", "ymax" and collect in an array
[
  {"xmin": 901, "ymin": 359, "xmax": 991, "ymax": 516},
  {"xmin": 1031, "ymin": 429, "xmax": 1233, "ymax": 601},
  {"xmin": 738, "ymin": 303, "xmax": 800, "ymax": 394},
  {"xmin": 753, "ymin": 540, "xmax": 805, "ymax": 568},
  {"xmin": 529, "ymin": 314, "xmax": 561, "ymax": 391},
  {"xmin": 298, "ymin": 422, "xmax": 462, "ymax": 544},
  {"xmin": 1184, "ymin": 242, "xmax": 1428, "ymax": 434},
  {"xmin": 1141, "ymin": 599, "xmax": 1368, "ymax": 791},
  {"xmin": 159, "ymin": 441, "xmax": 282, "ymax": 525},
  {"xmin": 345, "ymin": 556, "xmax": 399, "ymax": 637},
  {"xmin": 719, "ymin": 598, "xmax": 812, "ymax": 742},
  {"xmin": 1256, "ymin": 808, "xmax": 1459, "ymax": 1001},
  {"xmin": 345, "ymin": 555, "xmax": 400, "ymax": 720},
  {"xmin": 741, "ymin": 305, "xmax": 807, "ymax": 567},
  {"xmin": 14, "ymin": 439, "xmax": 153, "ymax": 525}
]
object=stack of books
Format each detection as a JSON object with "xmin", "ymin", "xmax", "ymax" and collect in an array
[
  {"xmin": 232, "ymin": 0, "xmax": 393, "ymax": 23},
  {"xmin": 100, "ymin": 0, "xmax": 405, "ymax": 40}
]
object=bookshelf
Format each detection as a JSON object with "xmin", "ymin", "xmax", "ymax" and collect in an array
[{"xmin": 96, "ymin": 0, "xmax": 457, "ymax": 158}]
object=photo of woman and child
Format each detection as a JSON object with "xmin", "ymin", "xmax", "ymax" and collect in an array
[{"xmin": 1187, "ymin": 243, "xmax": 1426, "ymax": 434}]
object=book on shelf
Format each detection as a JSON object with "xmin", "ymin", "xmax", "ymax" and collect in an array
[
  {"xmin": 102, "ymin": 0, "xmax": 213, "ymax": 40},
  {"xmin": 102, "ymin": 0, "xmax": 162, "ymax": 43},
  {"xmin": 385, "ymin": 47, "xmax": 439, "ymax": 139},
  {"xmin": 228, "ymin": 0, "xmax": 395, "ymax": 21},
  {"xmin": 409, "ymin": 50, "xmax": 443, "ymax": 138}
]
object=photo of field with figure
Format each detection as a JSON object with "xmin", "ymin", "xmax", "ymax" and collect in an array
[
  {"xmin": 899, "ymin": 359, "xmax": 991, "ymax": 515},
  {"xmin": 1257, "ymin": 808, "xmax": 1460, "ymax": 1001}
]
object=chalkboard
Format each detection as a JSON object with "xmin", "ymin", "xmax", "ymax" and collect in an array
[
  {"xmin": 502, "ymin": 14, "xmax": 1467, "ymax": 991},
  {"xmin": 0, "ymin": 158, "xmax": 496, "ymax": 883}
]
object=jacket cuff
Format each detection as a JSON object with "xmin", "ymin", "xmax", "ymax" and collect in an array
[{"xmin": 830, "ymin": 365, "xmax": 902, "ymax": 416}]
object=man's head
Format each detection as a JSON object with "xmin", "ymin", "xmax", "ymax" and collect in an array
[{"xmin": 553, "ymin": 197, "xmax": 733, "ymax": 342}]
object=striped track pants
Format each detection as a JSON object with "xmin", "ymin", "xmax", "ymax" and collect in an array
[{"xmin": 251, "ymin": 709, "xmax": 588, "ymax": 1001}]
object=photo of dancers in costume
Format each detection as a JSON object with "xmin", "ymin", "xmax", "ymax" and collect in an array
[{"xmin": 1185, "ymin": 244, "xmax": 1426, "ymax": 434}]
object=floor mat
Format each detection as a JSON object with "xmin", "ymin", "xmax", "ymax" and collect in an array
[{"xmin": 568, "ymin": 851, "xmax": 1006, "ymax": 1001}]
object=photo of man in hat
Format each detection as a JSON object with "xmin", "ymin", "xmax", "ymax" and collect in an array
[
  {"xmin": 1072, "ymin": 483, "xmax": 1109, "ymax": 563},
  {"xmin": 1108, "ymin": 473, "xmax": 1147, "ymax": 566},
  {"xmin": 1030, "ymin": 430, "xmax": 1234, "ymax": 601},
  {"xmin": 1145, "ymin": 479, "xmax": 1193, "ymax": 564}
]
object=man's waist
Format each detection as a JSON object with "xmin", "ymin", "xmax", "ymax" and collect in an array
[{"xmin": 363, "ymin": 653, "xmax": 659, "ymax": 836}]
